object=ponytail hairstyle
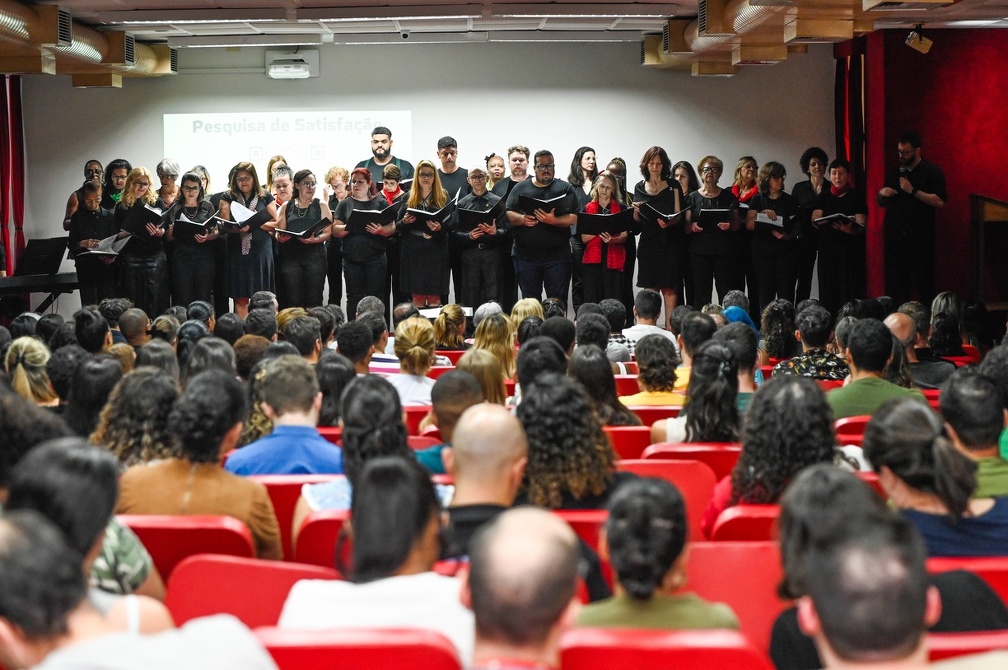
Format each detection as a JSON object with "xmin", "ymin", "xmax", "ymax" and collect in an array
[
  {"xmin": 605, "ymin": 477, "xmax": 687, "ymax": 600},
  {"xmin": 339, "ymin": 375, "xmax": 411, "ymax": 488},
  {"xmin": 348, "ymin": 457, "xmax": 440, "ymax": 583},
  {"xmin": 683, "ymin": 340, "xmax": 739, "ymax": 443},
  {"xmin": 433, "ymin": 304, "xmax": 466, "ymax": 349},
  {"xmin": 393, "ymin": 316, "xmax": 436, "ymax": 376},
  {"xmin": 863, "ymin": 397, "xmax": 977, "ymax": 521},
  {"xmin": 4, "ymin": 337, "xmax": 57, "ymax": 405}
]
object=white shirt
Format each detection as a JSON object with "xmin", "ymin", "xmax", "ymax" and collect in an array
[
  {"xmin": 622, "ymin": 323, "xmax": 680, "ymax": 354},
  {"xmin": 279, "ymin": 573, "xmax": 474, "ymax": 663},
  {"xmin": 385, "ymin": 373, "xmax": 436, "ymax": 406}
]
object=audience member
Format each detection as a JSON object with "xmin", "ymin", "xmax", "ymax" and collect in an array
[
  {"xmin": 622, "ymin": 288, "xmax": 677, "ymax": 355},
  {"xmin": 652, "ymin": 340, "xmax": 740, "ymax": 444},
  {"xmin": 72, "ymin": 308, "xmax": 111, "ymax": 354},
  {"xmin": 90, "ymin": 368, "xmax": 179, "ymax": 466},
  {"xmin": 243, "ymin": 309, "xmax": 278, "ymax": 341},
  {"xmin": 568, "ymin": 345, "xmax": 641, "ymax": 426},
  {"xmin": 118, "ymin": 308, "xmax": 151, "ymax": 349},
  {"xmin": 758, "ymin": 299, "xmax": 800, "ymax": 364},
  {"xmin": 335, "ymin": 320, "xmax": 374, "ymax": 374},
  {"xmin": 539, "ymin": 316, "xmax": 576, "ymax": 356},
  {"xmin": 134, "ymin": 339, "xmax": 180, "ymax": 382},
  {"xmin": 231, "ymin": 334, "xmax": 269, "ymax": 381},
  {"xmin": 711, "ymin": 322, "xmax": 759, "ymax": 409},
  {"xmin": 619, "ymin": 334, "xmax": 683, "ymax": 406},
  {"xmin": 283, "ymin": 315, "xmax": 323, "ymax": 364},
  {"xmin": 181, "ymin": 338, "xmax": 236, "ymax": 386},
  {"xmin": 45, "ymin": 344, "xmax": 90, "ymax": 411},
  {"xmin": 64, "ymin": 356, "xmax": 123, "ymax": 438},
  {"xmin": 515, "ymin": 336, "xmax": 568, "ymax": 393},
  {"xmin": 456, "ymin": 348, "xmax": 507, "ymax": 406},
  {"xmin": 675, "ymin": 312, "xmax": 717, "ymax": 392},
  {"xmin": 97, "ymin": 297, "xmax": 131, "ymax": 344},
  {"xmin": 885, "ymin": 311, "xmax": 953, "ymax": 390},
  {"xmin": 5, "ymin": 337, "xmax": 58, "ymax": 407},
  {"xmin": 149, "ymin": 314, "xmax": 180, "ymax": 348},
  {"xmin": 225, "ymin": 356, "xmax": 343, "ymax": 475},
  {"xmin": 774, "ymin": 304, "xmax": 848, "ymax": 380},
  {"xmin": 116, "ymin": 370, "xmax": 282, "ymax": 560},
  {"xmin": 515, "ymin": 315, "xmax": 543, "ymax": 345},
  {"xmin": 386, "ymin": 316, "xmax": 437, "ymax": 405},
  {"xmin": 413, "ymin": 370, "xmax": 484, "ymax": 475},
  {"xmin": 578, "ymin": 477, "xmax": 739, "ymax": 630},
  {"xmin": 213, "ymin": 312, "xmax": 244, "ymax": 346},
  {"xmin": 104, "ymin": 342, "xmax": 136, "ymax": 374},
  {"xmin": 175, "ymin": 320, "xmax": 210, "ymax": 369},
  {"xmin": 315, "ymin": 350, "xmax": 356, "ymax": 427},
  {"xmin": 472, "ymin": 312, "xmax": 516, "ymax": 379},
  {"xmin": 826, "ymin": 319, "xmax": 923, "ymax": 419}
]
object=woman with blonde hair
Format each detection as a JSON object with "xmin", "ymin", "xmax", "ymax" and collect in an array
[
  {"xmin": 434, "ymin": 304, "xmax": 468, "ymax": 350},
  {"xmin": 398, "ymin": 159, "xmax": 450, "ymax": 308},
  {"xmin": 388, "ymin": 316, "xmax": 437, "ymax": 405},
  {"xmin": 115, "ymin": 167, "xmax": 170, "ymax": 317},
  {"xmin": 509, "ymin": 297, "xmax": 544, "ymax": 332},
  {"xmin": 456, "ymin": 348, "xmax": 507, "ymax": 405},
  {"xmin": 472, "ymin": 312, "xmax": 516, "ymax": 379},
  {"xmin": 5, "ymin": 337, "xmax": 58, "ymax": 406}
]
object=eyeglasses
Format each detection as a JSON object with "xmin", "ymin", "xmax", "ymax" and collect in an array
[
  {"xmin": 135, "ymin": 182, "xmax": 150, "ymax": 188},
  {"xmin": 301, "ymin": 182, "xmax": 317, "ymax": 189},
  {"xmin": 350, "ymin": 179, "xmax": 368, "ymax": 186},
  {"xmin": 236, "ymin": 176, "xmax": 253, "ymax": 183},
  {"xmin": 897, "ymin": 149, "xmax": 916, "ymax": 157},
  {"xmin": 85, "ymin": 169, "xmax": 102, "ymax": 176},
  {"xmin": 181, "ymin": 186, "xmax": 201, "ymax": 192},
  {"xmin": 418, "ymin": 172, "xmax": 436, "ymax": 178},
  {"xmin": 701, "ymin": 166, "xmax": 719, "ymax": 174},
  {"xmin": 535, "ymin": 163, "xmax": 555, "ymax": 170},
  {"xmin": 158, "ymin": 173, "xmax": 176, "ymax": 179},
  {"xmin": 469, "ymin": 175, "xmax": 487, "ymax": 181},
  {"xmin": 332, "ymin": 182, "xmax": 346, "ymax": 189}
]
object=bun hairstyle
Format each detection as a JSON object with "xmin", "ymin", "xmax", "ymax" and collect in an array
[
  {"xmin": 5, "ymin": 336, "xmax": 57, "ymax": 405},
  {"xmin": 605, "ymin": 477, "xmax": 687, "ymax": 600},
  {"xmin": 863, "ymin": 397, "xmax": 977, "ymax": 521},
  {"xmin": 394, "ymin": 316, "xmax": 436, "ymax": 376}
]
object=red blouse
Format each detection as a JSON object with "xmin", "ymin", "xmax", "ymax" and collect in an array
[{"xmin": 582, "ymin": 200, "xmax": 626, "ymax": 270}]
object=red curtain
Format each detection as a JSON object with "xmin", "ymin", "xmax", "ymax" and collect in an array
[
  {"xmin": 833, "ymin": 39, "xmax": 866, "ymax": 188},
  {"xmin": 0, "ymin": 75, "xmax": 24, "ymax": 276}
]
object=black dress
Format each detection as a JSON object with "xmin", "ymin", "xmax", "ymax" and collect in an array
[
  {"xmin": 633, "ymin": 180, "xmax": 685, "ymax": 292},
  {"xmin": 168, "ymin": 200, "xmax": 217, "ymax": 307},
  {"xmin": 279, "ymin": 198, "xmax": 327, "ymax": 308},
  {"xmin": 398, "ymin": 194, "xmax": 450, "ymax": 297},
  {"xmin": 115, "ymin": 200, "xmax": 170, "ymax": 318},
  {"xmin": 223, "ymin": 191, "xmax": 275, "ymax": 300}
]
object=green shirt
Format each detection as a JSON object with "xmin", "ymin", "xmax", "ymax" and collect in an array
[
  {"xmin": 976, "ymin": 456, "xmax": 1008, "ymax": 499},
  {"xmin": 826, "ymin": 377, "xmax": 924, "ymax": 420},
  {"xmin": 576, "ymin": 592, "xmax": 739, "ymax": 630}
]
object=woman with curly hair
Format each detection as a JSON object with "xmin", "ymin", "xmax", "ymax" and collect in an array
[
  {"xmin": 292, "ymin": 376, "xmax": 433, "ymax": 536},
  {"xmin": 117, "ymin": 369, "xmax": 282, "ymax": 560},
  {"xmin": 568, "ymin": 344, "xmax": 641, "ymax": 426},
  {"xmin": 514, "ymin": 372, "xmax": 626, "ymax": 509},
  {"xmin": 577, "ymin": 477, "xmax": 739, "ymax": 630},
  {"xmin": 758, "ymin": 298, "xmax": 799, "ymax": 365},
  {"xmin": 4, "ymin": 336, "xmax": 58, "ymax": 407},
  {"xmin": 651, "ymin": 340, "xmax": 740, "ymax": 444},
  {"xmin": 619, "ymin": 334, "xmax": 684, "ymax": 406},
  {"xmin": 433, "ymin": 304, "xmax": 468, "ymax": 351},
  {"xmin": 472, "ymin": 312, "xmax": 516, "ymax": 379},
  {"xmin": 700, "ymin": 375, "xmax": 839, "ymax": 538},
  {"xmin": 90, "ymin": 367, "xmax": 179, "ymax": 466},
  {"xmin": 238, "ymin": 358, "xmax": 273, "ymax": 447}
]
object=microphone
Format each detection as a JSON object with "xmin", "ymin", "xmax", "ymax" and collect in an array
[{"xmin": 899, "ymin": 166, "xmax": 908, "ymax": 175}]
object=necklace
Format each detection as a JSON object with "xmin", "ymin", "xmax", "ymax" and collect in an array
[{"xmin": 293, "ymin": 199, "xmax": 311, "ymax": 218}]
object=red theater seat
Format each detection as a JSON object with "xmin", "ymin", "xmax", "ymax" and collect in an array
[
  {"xmin": 710, "ymin": 504, "xmax": 780, "ymax": 542},
  {"xmin": 116, "ymin": 514, "xmax": 255, "ymax": 580},
  {"xmin": 560, "ymin": 627, "xmax": 772, "ymax": 670},
  {"xmin": 614, "ymin": 374, "xmax": 640, "ymax": 396},
  {"xmin": 256, "ymin": 627, "xmax": 462, "ymax": 670},
  {"xmin": 404, "ymin": 405, "xmax": 433, "ymax": 435},
  {"xmin": 641, "ymin": 443, "xmax": 742, "ymax": 480},
  {"xmin": 834, "ymin": 415, "xmax": 871, "ymax": 446},
  {"xmin": 616, "ymin": 459, "xmax": 716, "ymax": 542},
  {"xmin": 293, "ymin": 509, "xmax": 352, "ymax": 569},
  {"xmin": 603, "ymin": 425, "xmax": 654, "ymax": 460},
  {"xmin": 928, "ymin": 630, "xmax": 1008, "ymax": 661},
  {"xmin": 927, "ymin": 556, "xmax": 1008, "ymax": 605},
  {"xmin": 251, "ymin": 475, "xmax": 342, "ymax": 560}
]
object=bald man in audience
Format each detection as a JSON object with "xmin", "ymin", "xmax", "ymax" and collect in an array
[
  {"xmin": 442, "ymin": 404, "xmax": 528, "ymax": 558},
  {"xmin": 461, "ymin": 507, "xmax": 581, "ymax": 670},
  {"xmin": 885, "ymin": 311, "xmax": 954, "ymax": 390},
  {"xmin": 118, "ymin": 307, "xmax": 151, "ymax": 349}
]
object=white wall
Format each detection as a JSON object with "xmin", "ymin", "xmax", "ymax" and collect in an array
[{"xmin": 21, "ymin": 40, "xmax": 835, "ymax": 312}]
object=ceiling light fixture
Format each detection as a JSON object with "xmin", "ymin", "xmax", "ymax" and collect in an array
[{"xmin": 905, "ymin": 24, "xmax": 933, "ymax": 53}]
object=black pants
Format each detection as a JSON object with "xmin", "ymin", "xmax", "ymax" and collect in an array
[
  {"xmin": 752, "ymin": 243, "xmax": 798, "ymax": 315},
  {"xmin": 581, "ymin": 261, "xmax": 624, "ymax": 305},
  {"xmin": 326, "ymin": 239, "xmax": 343, "ymax": 307},
  {"xmin": 171, "ymin": 244, "xmax": 216, "ymax": 308},
  {"xmin": 76, "ymin": 261, "xmax": 118, "ymax": 307},
  {"xmin": 885, "ymin": 224, "xmax": 935, "ymax": 308},
  {"xmin": 344, "ymin": 254, "xmax": 387, "ymax": 319},
  {"xmin": 120, "ymin": 251, "xmax": 169, "ymax": 318},
  {"xmin": 459, "ymin": 245, "xmax": 501, "ymax": 307},
  {"xmin": 689, "ymin": 252, "xmax": 744, "ymax": 309},
  {"xmin": 212, "ymin": 237, "xmax": 230, "ymax": 316},
  {"xmin": 794, "ymin": 232, "xmax": 819, "ymax": 304},
  {"xmin": 278, "ymin": 245, "xmax": 327, "ymax": 309},
  {"xmin": 570, "ymin": 237, "xmax": 585, "ymax": 313}
]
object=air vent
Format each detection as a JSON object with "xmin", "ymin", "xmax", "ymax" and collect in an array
[
  {"xmin": 697, "ymin": 0, "xmax": 734, "ymax": 37},
  {"xmin": 662, "ymin": 22, "xmax": 670, "ymax": 52},
  {"xmin": 863, "ymin": 0, "xmax": 952, "ymax": 9},
  {"xmin": 169, "ymin": 48, "xmax": 179, "ymax": 73},
  {"xmin": 57, "ymin": 9, "xmax": 72, "ymax": 47},
  {"xmin": 124, "ymin": 35, "xmax": 135, "ymax": 65},
  {"xmin": 640, "ymin": 40, "xmax": 646, "ymax": 64},
  {"xmin": 698, "ymin": 0, "xmax": 709, "ymax": 33}
]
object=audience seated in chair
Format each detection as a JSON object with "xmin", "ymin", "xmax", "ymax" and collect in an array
[
  {"xmin": 773, "ymin": 305, "xmax": 848, "ymax": 381},
  {"xmin": 413, "ymin": 370, "xmax": 484, "ymax": 475},
  {"xmin": 280, "ymin": 457, "xmax": 474, "ymax": 664},
  {"xmin": 619, "ymin": 334, "xmax": 684, "ymax": 407},
  {"xmin": 939, "ymin": 369, "xmax": 1008, "ymax": 498},
  {"xmin": 577, "ymin": 477, "xmax": 739, "ymax": 631}
]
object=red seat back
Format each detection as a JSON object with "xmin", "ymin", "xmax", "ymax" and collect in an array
[
  {"xmin": 855, "ymin": 471, "xmax": 887, "ymax": 498},
  {"xmin": 554, "ymin": 509, "xmax": 608, "ymax": 554},
  {"xmin": 685, "ymin": 541, "xmax": 787, "ymax": 652},
  {"xmin": 602, "ymin": 425, "xmax": 654, "ymax": 460},
  {"xmin": 404, "ymin": 405, "xmax": 433, "ymax": 435},
  {"xmin": 116, "ymin": 514, "xmax": 255, "ymax": 580},
  {"xmin": 317, "ymin": 426, "xmax": 342, "ymax": 446},
  {"xmin": 928, "ymin": 630, "xmax": 1008, "ymax": 661},
  {"xmin": 641, "ymin": 443, "xmax": 743, "ymax": 480},
  {"xmin": 834, "ymin": 414, "xmax": 871, "ymax": 446},
  {"xmin": 560, "ymin": 627, "xmax": 772, "ymax": 670},
  {"xmin": 426, "ymin": 366, "xmax": 454, "ymax": 380},
  {"xmin": 710, "ymin": 504, "xmax": 780, "ymax": 542},
  {"xmin": 293, "ymin": 509, "xmax": 352, "ymax": 569},
  {"xmin": 626, "ymin": 406, "xmax": 682, "ymax": 426},
  {"xmin": 961, "ymin": 344, "xmax": 983, "ymax": 364},
  {"xmin": 759, "ymin": 365, "xmax": 775, "ymax": 380},
  {"xmin": 815, "ymin": 379, "xmax": 844, "ymax": 391},
  {"xmin": 256, "ymin": 627, "xmax": 462, "ymax": 670},
  {"xmin": 921, "ymin": 388, "xmax": 941, "ymax": 409},
  {"xmin": 927, "ymin": 556, "xmax": 1008, "ymax": 605},
  {"xmin": 408, "ymin": 435, "xmax": 442, "ymax": 450},
  {"xmin": 165, "ymin": 554, "xmax": 339, "ymax": 627},
  {"xmin": 616, "ymin": 460, "xmax": 717, "ymax": 542},
  {"xmin": 614, "ymin": 374, "xmax": 640, "ymax": 397},
  {"xmin": 622, "ymin": 361, "xmax": 638, "ymax": 374},
  {"xmin": 439, "ymin": 350, "xmax": 467, "ymax": 364},
  {"xmin": 251, "ymin": 475, "xmax": 343, "ymax": 560}
]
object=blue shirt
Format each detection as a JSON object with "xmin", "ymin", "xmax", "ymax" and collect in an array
[
  {"xmin": 224, "ymin": 425, "xmax": 343, "ymax": 476},
  {"xmin": 902, "ymin": 497, "xmax": 1008, "ymax": 557}
]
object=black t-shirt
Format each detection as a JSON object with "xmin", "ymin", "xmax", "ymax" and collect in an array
[
  {"xmin": 684, "ymin": 189, "xmax": 740, "ymax": 256},
  {"xmin": 749, "ymin": 191, "xmax": 799, "ymax": 246},
  {"xmin": 334, "ymin": 195, "xmax": 390, "ymax": 263},
  {"xmin": 881, "ymin": 158, "xmax": 947, "ymax": 235},
  {"xmin": 438, "ymin": 168, "xmax": 471, "ymax": 201},
  {"xmin": 169, "ymin": 201, "xmax": 217, "ymax": 246},
  {"xmin": 68, "ymin": 207, "xmax": 116, "ymax": 261},
  {"xmin": 453, "ymin": 190, "xmax": 505, "ymax": 248},
  {"xmin": 505, "ymin": 178, "xmax": 580, "ymax": 262},
  {"xmin": 814, "ymin": 188, "xmax": 868, "ymax": 248},
  {"xmin": 355, "ymin": 156, "xmax": 415, "ymax": 187}
]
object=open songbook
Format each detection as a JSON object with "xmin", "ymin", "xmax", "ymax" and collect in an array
[
  {"xmin": 121, "ymin": 203, "xmax": 172, "ymax": 236},
  {"xmin": 215, "ymin": 201, "xmax": 273, "ymax": 232},
  {"xmin": 516, "ymin": 193, "xmax": 569, "ymax": 217},
  {"xmin": 754, "ymin": 211, "xmax": 785, "ymax": 228},
  {"xmin": 405, "ymin": 197, "xmax": 457, "ymax": 235},
  {"xmin": 696, "ymin": 208, "xmax": 733, "ymax": 230},
  {"xmin": 640, "ymin": 202, "xmax": 686, "ymax": 228},
  {"xmin": 77, "ymin": 233, "xmax": 130, "ymax": 257},
  {"xmin": 283, "ymin": 217, "xmax": 333, "ymax": 239},
  {"xmin": 576, "ymin": 208, "xmax": 635, "ymax": 236},
  {"xmin": 345, "ymin": 202, "xmax": 398, "ymax": 235},
  {"xmin": 456, "ymin": 197, "xmax": 506, "ymax": 233},
  {"xmin": 813, "ymin": 212, "xmax": 864, "ymax": 228},
  {"xmin": 175, "ymin": 210, "xmax": 220, "ymax": 233}
]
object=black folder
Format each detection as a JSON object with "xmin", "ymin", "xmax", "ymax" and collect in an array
[{"xmin": 576, "ymin": 208, "xmax": 634, "ymax": 236}]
